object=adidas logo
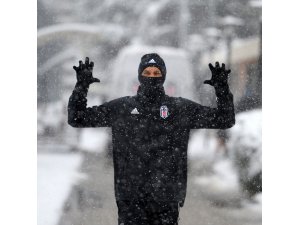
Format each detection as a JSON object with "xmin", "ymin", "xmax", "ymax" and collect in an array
[
  {"xmin": 148, "ymin": 59, "xmax": 156, "ymax": 63},
  {"xmin": 131, "ymin": 108, "xmax": 139, "ymax": 114}
]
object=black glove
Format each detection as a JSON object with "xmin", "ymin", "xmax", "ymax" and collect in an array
[
  {"xmin": 73, "ymin": 57, "xmax": 100, "ymax": 87},
  {"xmin": 204, "ymin": 62, "xmax": 231, "ymax": 88}
]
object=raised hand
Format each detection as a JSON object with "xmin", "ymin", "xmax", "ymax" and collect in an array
[
  {"xmin": 73, "ymin": 57, "xmax": 100, "ymax": 87},
  {"xmin": 204, "ymin": 62, "xmax": 231, "ymax": 87}
]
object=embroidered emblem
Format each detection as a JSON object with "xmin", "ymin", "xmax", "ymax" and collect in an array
[
  {"xmin": 131, "ymin": 108, "xmax": 139, "ymax": 114},
  {"xmin": 148, "ymin": 59, "xmax": 156, "ymax": 63},
  {"xmin": 160, "ymin": 105, "xmax": 169, "ymax": 119}
]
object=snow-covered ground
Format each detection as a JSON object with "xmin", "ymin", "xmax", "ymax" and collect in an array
[{"xmin": 37, "ymin": 153, "xmax": 84, "ymax": 225}]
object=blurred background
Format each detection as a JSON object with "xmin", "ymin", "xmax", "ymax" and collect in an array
[{"xmin": 37, "ymin": 0, "xmax": 262, "ymax": 225}]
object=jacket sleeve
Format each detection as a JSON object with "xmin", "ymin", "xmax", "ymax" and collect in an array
[
  {"xmin": 185, "ymin": 84, "xmax": 235, "ymax": 129},
  {"xmin": 67, "ymin": 83, "xmax": 112, "ymax": 128}
]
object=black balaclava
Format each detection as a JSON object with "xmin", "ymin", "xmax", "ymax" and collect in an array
[{"xmin": 137, "ymin": 53, "xmax": 167, "ymax": 103}]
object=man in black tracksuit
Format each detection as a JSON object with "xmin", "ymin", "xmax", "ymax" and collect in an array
[{"xmin": 68, "ymin": 53, "xmax": 235, "ymax": 225}]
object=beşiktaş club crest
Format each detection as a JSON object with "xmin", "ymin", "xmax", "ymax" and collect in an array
[{"xmin": 160, "ymin": 105, "xmax": 169, "ymax": 119}]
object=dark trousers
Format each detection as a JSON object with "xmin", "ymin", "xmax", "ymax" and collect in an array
[{"xmin": 117, "ymin": 200, "xmax": 180, "ymax": 225}]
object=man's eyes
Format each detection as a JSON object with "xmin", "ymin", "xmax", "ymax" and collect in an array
[{"xmin": 142, "ymin": 71, "xmax": 161, "ymax": 76}]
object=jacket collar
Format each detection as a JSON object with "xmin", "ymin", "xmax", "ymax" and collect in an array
[{"xmin": 136, "ymin": 85, "xmax": 166, "ymax": 106}]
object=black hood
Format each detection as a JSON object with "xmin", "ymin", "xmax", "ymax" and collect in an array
[
  {"xmin": 138, "ymin": 53, "xmax": 167, "ymax": 86},
  {"xmin": 137, "ymin": 53, "xmax": 167, "ymax": 104}
]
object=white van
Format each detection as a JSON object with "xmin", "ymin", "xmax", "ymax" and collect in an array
[{"xmin": 109, "ymin": 44, "xmax": 196, "ymax": 101}]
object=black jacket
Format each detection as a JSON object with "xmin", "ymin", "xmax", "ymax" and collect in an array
[{"xmin": 68, "ymin": 83, "xmax": 235, "ymax": 205}]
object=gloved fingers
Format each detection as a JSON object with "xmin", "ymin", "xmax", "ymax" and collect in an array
[
  {"xmin": 88, "ymin": 61, "xmax": 94, "ymax": 70},
  {"xmin": 204, "ymin": 80, "xmax": 212, "ymax": 85},
  {"xmin": 208, "ymin": 63, "xmax": 214, "ymax": 71},
  {"xmin": 93, "ymin": 77, "xmax": 100, "ymax": 83},
  {"xmin": 215, "ymin": 61, "xmax": 220, "ymax": 68},
  {"xmin": 85, "ymin": 57, "xmax": 89, "ymax": 67},
  {"xmin": 73, "ymin": 66, "xmax": 78, "ymax": 71},
  {"xmin": 79, "ymin": 60, "xmax": 83, "ymax": 70},
  {"xmin": 226, "ymin": 69, "xmax": 231, "ymax": 74},
  {"xmin": 222, "ymin": 63, "xmax": 225, "ymax": 70}
]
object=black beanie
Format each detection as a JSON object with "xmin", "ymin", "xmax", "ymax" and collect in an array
[{"xmin": 138, "ymin": 53, "xmax": 167, "ymax": 84}]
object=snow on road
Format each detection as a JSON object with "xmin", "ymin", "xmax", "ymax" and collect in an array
[{"xmin": 37, "ymin": 153, "xmax": 84, "ymax": 225}]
